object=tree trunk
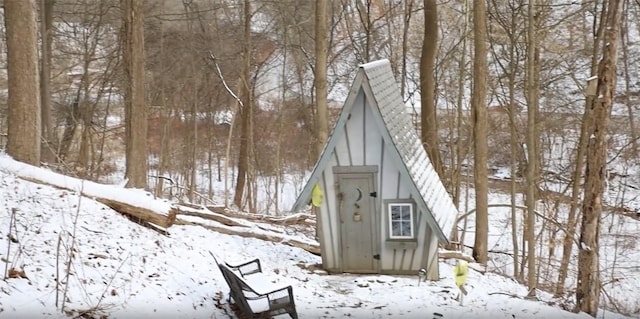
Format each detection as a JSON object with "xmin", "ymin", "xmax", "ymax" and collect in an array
[
  {"xmin": 620, "ymin": 0, "xmax": 637, "ymax": 155},
  {"xmin": 447, "ymin": 0, "xmax": 469, "ymax": 250},
  {"xmin": 58, "ymin": 95, "xmax": 79, "ymax": 161},
  {"xmin": 399, "ymin": 0, "xmax": 414, "ymax": 97},
  {"xmin": 233, "ymin": 0, "xmax": 252, "ymax": 209},
  {"xmin": 314, "ymin": 0, "xmax": 329, "ymax": 158},
  {"xmin": 555, "ymin": 0, "xmax": 607, "ymax": 297},
  {"xmin": 78, "ymin": 56, "xmax": 96, "ymax": 176},
  {"xmin": 181, "ymin": 1, "xmax": 199, "ymax": 203},
  {"xmin": 524, "ymin": 0, "xmax": 538, "ymax": 297},
  {"xmin": 122, "ymin": 0, "xmax": 148, "ymax": 189},
  {"xmin": 576, "ymin": 0, "xmax": 624, "ymax": 316},
  {"xmin": 39, "ymin": 0, "xmax": 55, "ymax": 163},
  {"xmin": 505, "ymin": 8, "xmax": 521, "ymax": 281},
  {"xmin": 5, "ymin": 0, "xmax": 41, "ymax": 166},
  {"xmin": 452, "ymin": 0, "xmax": 469, "ymax": 212},
  {"xmin": 471, "ymin": 0, "xmax": 489, "ymax": 265},
  {"xmin": 155, "ymin": 2, "xmax": 169, "ymax": 199},
  {"xmin": 275, "ymin": 19, "xmax": 289, "ymax": 215},
  {"xmin": 420, "ymin": 0, "xmax": 443, "ymax": 178}
]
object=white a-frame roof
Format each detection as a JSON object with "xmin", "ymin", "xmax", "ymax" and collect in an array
[{"xmin": 291, "ymin": 59, "xmax": 458, "ymax": 243}]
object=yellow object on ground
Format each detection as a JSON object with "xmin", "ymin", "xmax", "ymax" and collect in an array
[{"xmin": 454, "ymin": 260, "xmax": 468, "ymax": 288}]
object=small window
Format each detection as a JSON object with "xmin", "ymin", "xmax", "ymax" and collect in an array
[{"xmin": 388, "ymin": 202, "xmax": 415, "ymax": 240}]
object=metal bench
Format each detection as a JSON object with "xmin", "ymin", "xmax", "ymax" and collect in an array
[{"xmin": 214, "ymin": 255, "xmax": 298, "ymax": 319}]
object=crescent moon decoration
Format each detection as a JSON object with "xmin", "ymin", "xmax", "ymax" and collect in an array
[{"xmin": 355, "ymin": 187, "xmax": 362, "ymax": 201}]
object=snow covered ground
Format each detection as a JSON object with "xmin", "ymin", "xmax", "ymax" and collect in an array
[{"xmin": 0, "ymin": 154, "xmax": 635, "ymax": 319}]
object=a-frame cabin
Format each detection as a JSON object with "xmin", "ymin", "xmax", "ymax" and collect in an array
[{"xmin": 291, "ymin": 59, "xmax": 459, "ymax": 280}]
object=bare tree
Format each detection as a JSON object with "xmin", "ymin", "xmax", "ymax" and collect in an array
[
  {"xmin": 399, "ymin": 0, "xmax": 414, "ymax": 97},
  {"xmin": 5, "ymin": 0, "xmax": 41, "ymax": 165},
  {"xmin": 620, "ymin": 0, "xmax": 637, "ymax": 155},
  {"xmin": 524, "ymin": 0, "xmax": 538, "ymax": 298},
  {"xmin": 122, "ymin": 0, "xmax": 148, "ymax": 188},
  {"xmin": 181, "ymin": 0, "xmax": 200, "ymax": 203},
  {"xmin": 576, "ymin": 0, "xmax": 624, "ymax": 315},
  {"xmin": 486, "ymin": 0, "xmax": 526, "ymax": 281},
  {"xmin": 233, "ymin": 0, "xmax": 253, "ymax": 209},
  {"xmin": 314, "ymin": 0, "xmax": 329, "ymax": 157},
  {"xmin": 420, "ymin": 0, "xmax": 443, "ymax": 177},
  {"xmin": 449, "ymin": 0, "xmax": 470, "ymax": 211},
  {"xmin": 471, "ymin": 0, "xmax": 489, "ymax": 265},
  {"xmin": 555, "ymin": 0, "xmax": 607, "ymax": 297},
  {"xmin": 40, "ymin": 0, "xmax": 55, "ymax": 163}
]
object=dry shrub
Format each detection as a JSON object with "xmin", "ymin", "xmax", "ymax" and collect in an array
[{"xmin": 7, "ymin": 267, "xmax": 28, "ymax": 279}]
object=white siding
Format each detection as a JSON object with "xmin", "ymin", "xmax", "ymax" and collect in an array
[{"xmin": 319, "ymin": 159, "xmax": 339, "ymax": 270}]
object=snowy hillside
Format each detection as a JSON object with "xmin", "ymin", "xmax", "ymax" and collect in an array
[{"xmin": 0, "ymin": 155, "xmax": 634, "ymax": 319}]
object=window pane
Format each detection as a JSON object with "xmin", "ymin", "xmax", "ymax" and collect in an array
[
  {"xmin": 391, "ymin": 205, "xmax": 400, "ymax": 220},
  {"xmin": 401, "ymin": 220, "xmax": 411, "ymax": 236},
  {"xmin": 389, "ymin": 203, "xmax": 414, "ymax": 238},
  {"xmin": 401, "ymin": 207, "xmax": 411, "ymax": 220},
  {"xmin": 392, "ymin": 221, "xmax": 402, "ymax": 236}
]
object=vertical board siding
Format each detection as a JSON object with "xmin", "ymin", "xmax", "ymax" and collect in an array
[
  {"xmin": 362, "ymin": 93, "xmax": 367, "ymax": 166},
  {"xmin": 364, "ymin": 101, "xmax": 382, "ymax": 166},
  {"xmin": 397, "ymin": 174, "xmax": 412, "ymax": 198},
  {"xmin": 319, "ymin": 172, "xmax": 335, "ymax": 270},
  {"xmin": 333, "ymin": 137, "xmax": 344, "ymax": 166},
  {"xmin": 425, "ymin": 231, "xmax": 440, "ymax": 280},
  {"xmin": 343, "ymin": 125, "xmax": 353, "ymax": 165},
  {"xmin": 379, "ymin": 146, "xmax": 398, "ymax": 271},
  {"xmin": 345, "ymin": 92, "xmax": 366, "ymax": 166},
  {"xmin": 322, "ymin": 154, "xmax": 341, "ymax": 270},
  {"xmin": 316, "ymin": 172, "xmax": 329, "ymax": 269},
  {"xmin": 408, "ymin": 209, "xmax": 425, "ymax": 270}
]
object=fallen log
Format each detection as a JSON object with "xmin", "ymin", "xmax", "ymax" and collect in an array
[
  {"xmin": 17, "ymin": 174, "xmax": 176, "ymax": 229},
  {"xmin": 205, "ymin": 205, "xmax": 316, "ymax": 226},
  {"xmin": 174, "ymin": 204, "xmax": 250, "ymax": 227},
  {"xmin": 175, "ymin": 218, "xmax": 321, "ymax": 255},
  {"xmin": 96, "ymin": 197, "xmax": 177, "ymax": 229},
  {"xmin": 0, "ymin": 155, "xmax": 176, "ymax": 229}
]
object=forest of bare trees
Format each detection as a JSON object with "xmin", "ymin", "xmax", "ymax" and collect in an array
[{"xmin": 0, "ymin": 0, "xmax": 637, "ymax": 316}]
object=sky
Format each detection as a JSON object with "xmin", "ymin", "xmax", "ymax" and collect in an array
[{"xmin": 1, "ymin": 153, "xmax": 637, "ymax": 319}]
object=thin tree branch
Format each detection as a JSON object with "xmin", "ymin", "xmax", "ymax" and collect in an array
[{"xmin": 207, "ymin": 52, "xmax": 243, "ymax": 108}]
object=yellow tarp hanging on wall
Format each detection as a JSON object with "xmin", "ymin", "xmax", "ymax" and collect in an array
[{"xmin": 311, "ymin": 184, "xmax": 324, "ymax": 207}]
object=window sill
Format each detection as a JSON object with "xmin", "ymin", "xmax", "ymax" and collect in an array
[{"xmin": 385, "ymin": 240, "xmax": 418, "ymax": 249}]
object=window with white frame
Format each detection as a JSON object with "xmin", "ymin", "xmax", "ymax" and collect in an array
[{"xmin": 387, "ymin": 202, "xmax": 415, "ymax": 240}]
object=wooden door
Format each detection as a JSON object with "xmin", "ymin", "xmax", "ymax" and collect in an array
[{"xmin": 337, "ymin": 172, "xmax": 378, "ymax": 273}]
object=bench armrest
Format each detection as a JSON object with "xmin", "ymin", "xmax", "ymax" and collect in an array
[
  {"xmin": 244, "ymin": 284, "xmax": 294, "ymax": 306},
  {"xmin": 227, "ymin": 258, "xmax": 262, "ymax": 277},
  {"xmin": 254, "ymin": 284, "xmax": 293, "ymax": 298}
]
